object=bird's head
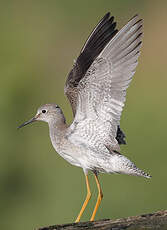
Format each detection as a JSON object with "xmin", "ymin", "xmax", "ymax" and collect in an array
[{"xmin": 18, "ymin": 104, "xmax": 64, "ymax": 129}]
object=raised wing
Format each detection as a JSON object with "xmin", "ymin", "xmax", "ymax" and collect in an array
[
  {"xmin": 64, "ymin": 12, "xmax": 117, "ymax": 116},
  {"xmin": 68, "ymin": 15, "xmax": 143, "ymax": 151},
  {"xmin": 65, "ymin": 13, "xmax": 126, "ymax": 145}
]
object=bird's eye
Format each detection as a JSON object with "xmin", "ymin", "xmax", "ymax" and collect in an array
[{"xmin": 42, "ymin": 109, "xmax": 46, "ymax": 114}]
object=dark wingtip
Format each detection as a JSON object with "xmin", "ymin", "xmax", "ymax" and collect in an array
[
  {"xmin": 104, "ymin": 12, "xmax": 110, "ymax": 18},
  {"xmin": 129, "ymin": 14, "xmax": 139, "ymax": 21}
]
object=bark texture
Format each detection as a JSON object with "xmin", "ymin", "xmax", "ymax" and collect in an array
[{"xmin": 37, "ymin": 210, "xmax": 167, "ymax": 230}]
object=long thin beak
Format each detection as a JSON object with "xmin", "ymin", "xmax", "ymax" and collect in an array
[{"xmin": 17, "ymin": 117, "xmax": 37, "ymax": 129}]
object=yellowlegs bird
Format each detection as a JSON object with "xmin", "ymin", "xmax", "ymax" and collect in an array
[{"xmin": 18, "ymin": 12, "xmax": 151, "ymax": 222}]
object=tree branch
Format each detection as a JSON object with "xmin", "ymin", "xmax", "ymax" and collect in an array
[{"xmin": 37, "ymin": 210, "xmax": 167, "ymax": 230}]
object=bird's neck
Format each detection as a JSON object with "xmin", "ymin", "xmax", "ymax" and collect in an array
[{"xmin": 48, "ymin": 116, "xmax": 67, "ymax": 151}]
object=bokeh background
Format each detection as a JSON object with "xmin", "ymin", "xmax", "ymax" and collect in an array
[{"xmin": 1, "ymin": 0, "xmax": 167, "ymax": 229}]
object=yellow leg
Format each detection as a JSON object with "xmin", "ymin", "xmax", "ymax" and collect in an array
[
  {"xmin": 75, "ymin": 174, "xmax": 91, "ymax": 222},
  {"xmin": 90, "ymin": 173, "xmax": 103, "ymax": 221}
]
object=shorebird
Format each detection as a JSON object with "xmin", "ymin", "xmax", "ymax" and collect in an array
[{"xmin": 18, "ymin": 13, "xmax": 151, "ymax": 222}]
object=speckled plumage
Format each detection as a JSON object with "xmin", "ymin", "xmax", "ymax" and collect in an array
[
  {"xmin": 19, "ymin": 12, "xmax": 151, "ymax": 178},
  {"xmin": 18, "ymin": 13, "xmax": 151, "ymax": 222}
]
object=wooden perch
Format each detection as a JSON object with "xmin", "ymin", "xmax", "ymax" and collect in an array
[{"xmin": 37, "ymin": 210, "xmax": 167, "ymax": 230}]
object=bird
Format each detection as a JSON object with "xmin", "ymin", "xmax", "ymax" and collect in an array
[{"xmin": 18, "ymin": 12, "xmax": 151, "ymax": 222}]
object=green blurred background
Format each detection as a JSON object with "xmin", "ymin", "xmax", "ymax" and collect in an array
[{"xmin": 1, "ymin": 0, "xmax": 167, "ymax": 229}]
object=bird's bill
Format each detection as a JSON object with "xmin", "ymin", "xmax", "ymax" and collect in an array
[{"xmin": 18, "ymin": 116, "xmax": 37, "ymax": 129}]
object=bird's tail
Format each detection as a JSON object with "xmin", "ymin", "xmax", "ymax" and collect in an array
[
  {"xmin": 108, "ymin": 153, "xmax": 151, "ymax": 178},
  {"xmin": 128, "ymin": 166, "xmax": 152, "ymax": 179}
]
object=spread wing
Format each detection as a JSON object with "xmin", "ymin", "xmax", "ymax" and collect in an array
[
  {"xmin": 67, "ymin": 14, "xmax": 143, "ymax": 151},
  {"xmin": 64, "ymin": 12, "xmax": 117, "ymax": 115},
  {"xmin": 65, "ymin": 13, "xmax": 126, "ymax": 144}
]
